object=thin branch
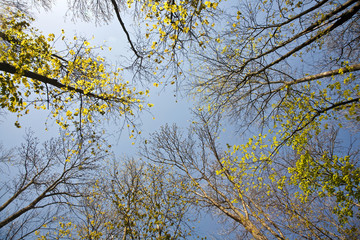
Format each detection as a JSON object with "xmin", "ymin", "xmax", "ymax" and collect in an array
[
  {"xmin": 252, "ymin": 1, "xmax": 360, "ymax": 78},
  {"xmin": 110, "ymin": 0, "xmax": 141, "ymax": 58}
]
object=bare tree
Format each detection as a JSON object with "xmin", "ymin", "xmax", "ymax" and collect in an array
[
  {"xmin": 192, "ymin": 0, "xmax": 360, "ymax": 134},
  {"xmin": 143, "ymin": 111, "xmax": 360, "ymax": 239},
  {"xmin": 43, "ymin": 158, "xmax": 196, "ymax": 239},
  {"xmin": 0, "ymin": 130, "xmax": 107, "ymax": 239}
]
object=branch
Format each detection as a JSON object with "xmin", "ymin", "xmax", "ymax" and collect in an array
[
  {"xmin": 259, "ymin": 0, "xmax": 330, "ymax": 29},
  {"xmin": 251, "ymin": 63, "xmax": 360, "ymax": 98},
  {"xmin": 233, "ymin": 0, "xmax": 358, "ymax": 79},
  {"xmin": 0, "ymin": 164, "xmax": 73, "ymax": 229},
  {"xmin": 110, "ymin": 0, "xmax": 141, "ymax": 58},
  {"xmin": 0, "ymin": 154, "xmax": 53, "ymax": 213},
  {"xmin": 273, "ymin": 97, "xmax": 360, "ymax": 156},
  {"xmin": 284, "ymin": 63, "xmax": 360, "ymax": 86},
  {"xmin": 0, "ymin": 31, "xmax": 67, "ymax": 64},
  {"xmin": 0, "ymin": 62, "xmax": 127, "ymax": 104},
  {"xmin": 253, "ymin": 0, "xmax": 360, "ymax": 78}
]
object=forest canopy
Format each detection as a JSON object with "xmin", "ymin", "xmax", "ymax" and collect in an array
[{"xmin": 0, "ymin": 0, "xmax": 359, "ymax": 239}]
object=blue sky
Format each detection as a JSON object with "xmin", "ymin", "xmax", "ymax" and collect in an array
[
  {"xmin": 0, "ymin": 1, "xmax": 224, "ymax": 238},
  {"xmin": 0, "ymin": 1, "xmax": 193, "ymax": 155},
  {"xmin": 3, "ymin": 1, "xmax": 359, "ymax": 239}
]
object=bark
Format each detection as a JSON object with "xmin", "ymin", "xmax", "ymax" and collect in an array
[{"xmin": 0, "ymin": 61, "xmax": 127, "ymax": 104}]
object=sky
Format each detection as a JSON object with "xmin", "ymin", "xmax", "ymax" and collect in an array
[
  {"xmin": 3, "ymin": 1, "xmax": 359, "ymax": 239},
  {"xmin": 0, "ymin": 1, "xmax": 193, "ymax": 156},
  {"xmin": 0, "ymin": 1, "xmax": 225, "ymax": 238},
  {"xmin": 8, "ymin": 0, "xmax": 360, "ymax": 239}
]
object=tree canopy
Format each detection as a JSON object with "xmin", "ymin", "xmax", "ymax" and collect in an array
[
  {"xmin": 0, "ymin": 0, "xmax": 359, "ymax": 239},
  {"xmin": 0, "ymin": 9, "xmax": 148, "ymax": 135}
]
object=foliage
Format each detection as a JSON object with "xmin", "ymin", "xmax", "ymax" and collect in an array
[
  {"xmin": 36, "ymin": 158, "xmax": 194, "ymax": 240},
  {"xmin": 1, "ymin": 0, "xmax": 360, "ymax": 239},
  {"xmin": 145, "ymin": 111, "xmax": 360, "ymax": 239},
  {"xmin": 187, "ymin": 0, "xmax": 360, "ymax": 233},
  {"xmin": 0, "ymin": 9, "xmax": 148, "ymax": 134},
  {"xmin": 193, "ymin": 0, "xmax": 360, "ymax": 128},
  {"xmin": 64, "ymin": 0, "xmax": 222, "ymax": 83}
]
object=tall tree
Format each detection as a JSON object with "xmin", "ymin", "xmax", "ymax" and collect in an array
[
  {"xmin": 15, "ymin": 0, "xmax": 222, "ymax": 84},
  {"xmin": 184, "ymin": 0, "xmax": 360, "ymax": 236},
  {"xmin": 0, "ymin": 8, "xmax": 148, "ymax": 134},
  {"xmin": 37, "ymin": 158, "xmax": 195, "ymax": 240},
  {"xmin": 193, "ymin": 0, "xmax": 360, "ymax": 131},
  {"xmin": 2, "ymin": 0, "xmax": 360, "ymax": 239},
  {"xmin": 0, "ymin": 131, "xmax": 108, "ymax": 239},
  {"xmin": 144, "ymin": 110, "xmax": 360, "ymax": 239}
]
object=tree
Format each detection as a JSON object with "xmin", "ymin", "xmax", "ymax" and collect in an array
[
  {"xmin": 183, "ymin": 0, "xmax": 360, "ymax": 236},
  {"xmin": 16, "ymin": 0, "xmax": 222, "ymax": 84},
  {"xmin": 2, "ymin": 0, "xmax": 360, "ymax": 239},
  {"xmin": 0, "ymin": 130, "xmax": 108, "ymax": 239},
  {"xmin": 144, "ymin": 110, "xmax": 360, "ymax": 239},
  {"xmin": 36, "ymin": 158, "xmax": 195, "ymax": 240},
  {"xmin": 0, "ymin": 8, "xmax": 147, "ymax": 135},
  {"xmin": 193, "ymin": 0, "xmax": 360, "ymax": 131}
]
